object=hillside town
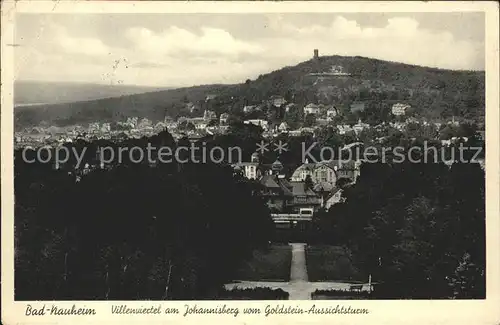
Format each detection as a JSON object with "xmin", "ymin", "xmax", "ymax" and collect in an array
[
  {"xmin": 16, "ymin": 48, "xmax": 485, "ymax": 148},
  {"xmin": 15, "ymin": 94, "xmax": 485, "ymax": 167},
  {"xmin": 13, "ymin": 47, "xmax": 487, "ymax": 301},
  {"xmin": 14, "ymin": 91, "xmax": 485, "ymax": 218},
  {"xmin": 14, "ymin": 94, "xmax": 484, "ymax": 150}
]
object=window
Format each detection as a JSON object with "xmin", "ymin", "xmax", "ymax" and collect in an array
[
  {"xmin": 296, "ymin": 196, "xmax": 307, "ymax": 203},
  {"xmin": 299, "ymin": 208, "xmax": 313, "ymax": 216},
  {"xmin": 319, "ymin": 170, "xmax": 328, "ymax": 182}
]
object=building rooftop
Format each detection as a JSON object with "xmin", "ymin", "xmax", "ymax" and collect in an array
[{"xmin": 290, "ymin": 181, "xmax": 317, "ymax": 197}]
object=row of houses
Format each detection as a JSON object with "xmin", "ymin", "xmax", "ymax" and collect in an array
[
  {"xmin": 243, "ymin": 115, "xmax": 372, "ymax": 136},
  {"xmin": 245, "ymin": 97, "xmax": 411, "ymax": 118},
  {"xmin": 193, "ymin": 97, "xmax": 410, "ymax": 117}
]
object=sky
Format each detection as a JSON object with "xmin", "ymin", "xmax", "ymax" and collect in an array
[{"xmin": 14, "ymin": 13, "xmax": 485, "ymax": 87}]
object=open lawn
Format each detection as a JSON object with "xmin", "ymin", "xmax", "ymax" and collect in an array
[
  {"xmin": 217, "ymin": 288, "xmax": 289, "ymax": 300},
  {"xmin": 306, "ymin": 245, "xmax": 365, "ymax": 282},
  {"xmin": 233, "ymin": 244, "xmax": 292, "ymax": 281}
]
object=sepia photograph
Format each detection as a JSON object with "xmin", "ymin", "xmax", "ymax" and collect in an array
[
  {"xmin": 10, "ymin": 10, "xmax": 489, "ymax": 301},
  {"xmin": 1, "ymin": 1, "xmax": 499, "ymax": 324}
]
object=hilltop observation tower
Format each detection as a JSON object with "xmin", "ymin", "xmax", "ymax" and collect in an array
[{"xmin": 309, "ymin": 48, "xmax": 352, "ymax": 78}]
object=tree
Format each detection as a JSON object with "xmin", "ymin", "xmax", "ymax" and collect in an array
[
  {"xmin": 14, "ymin": 130, "xmax": 274, "ymax": 300},
  {"xmin": 457, "ymin": 122, "xmax": 477, "ymax": 138},
  {"xmin": 360, "ymin": 101, "xmax": 384, "ymax": 125},
  {"xmin": 386, "ymin": 127, "xmax": 403, "ymax": 147},
  {"xmin": 448, "ymin": 253, "xmax": 485, "ymax": 299},
  {"xmin": 316, "ymin": 126, "xmax": 341, "ymax": 146},
  {"xmin": 322, "ymin": 161, "xmax": 485, "ymax": 299},
  {"xmin": 284, "ymin": 108, "xmax": 302, "ymax": 130},
  {"xmin": 178, "ymin": 121, "xmax": 196, "ymax": 132},
  {"xmin": 342, "ymin": 130, "xmax": 357, "ymax": 145},
  {"xmin": 358, "ymin": 128, "xmax": 377, "ymax": 144},
  {"xmin": 304, "ymin": 175, "xmax": 314, "ymax": 190},
  {"xmin": 207, "ymin": 119, "xmax": 218, "ymax": 127},
  {"xmin": 439, "ymin": 125, "xmax": 455, "ymax": 140},
  {"xmin": 303, "ymin": 114, "xmax": 316, "ymax": 127},
  {"xmin": 392, "ymin": 196, "xmax": 444, "ymax": 298}
]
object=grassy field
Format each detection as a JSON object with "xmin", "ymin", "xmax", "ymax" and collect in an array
[
  {"xmin": 306, "ymin": 245, "xmax": 365, "ymax": 282},
  {"xmin": 233, "ymin": 244, "xmax": 292, "ymax": 281}
]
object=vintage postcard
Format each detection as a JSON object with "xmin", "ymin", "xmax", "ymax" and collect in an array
[{"xmin": 1, "ymin": 1, "xmax": 499, "ymax": 324}]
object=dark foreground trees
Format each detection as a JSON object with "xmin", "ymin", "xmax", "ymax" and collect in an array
[
  {"xmin": 14, "ymin": 131, "xmax": 273, "ymax": 300},
  {"xmin": 317, "ymin": 161, "xmax": 485, "ymax": 299}
]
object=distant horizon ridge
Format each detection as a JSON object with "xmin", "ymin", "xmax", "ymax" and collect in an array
[{"xmin": 14, "ymin": 53, "xmax": 485, "ymax": 128}]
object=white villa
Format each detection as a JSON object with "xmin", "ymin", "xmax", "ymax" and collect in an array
[
  {"xmin": 243, "ymin": 105, "xmax": 257, "ymax": 113},
  {"xmin": 232, "ymin": 152, "xmax": 261, "ymax": 180},
  {"xmin": 326, "ymin": 107, "xmax": 338, "ymax": 120},
  {"xmin": 304, "ymin": 103, "xmax": 321, "ymax": 115},
  {"xmin": 353, "ymin": 119, "xmax": 370, "ymax": 134},
  {"xmin": 337, "ymin": 124, "xmax": 353, "ymax": 135},
  {"xmin": 269, "ymin": 95, "xmax": 287, "ymax": 107},
  {"xmin": 290, "ymin": 159, "xmax": 359, "ymax": 187},
  {"xmin": 392, "ymin": 103, "xmax": 411, "ymax": 116},
  {"xmin": 278, "ymin": 122, "xmax": 290, "ymax": 132},
  {"xmin": 244, "ymin": 119, "xmax": 269, "ymax": 131}
]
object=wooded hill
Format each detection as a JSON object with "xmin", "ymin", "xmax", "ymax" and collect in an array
[{"xmin": 15, "ymin": 55, "xmax": 485, "ymax": 128}]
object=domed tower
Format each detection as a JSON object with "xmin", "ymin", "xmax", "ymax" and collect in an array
[{"xmin": 271, "ymin": 159, "xmax": 284, "ymax": 175}]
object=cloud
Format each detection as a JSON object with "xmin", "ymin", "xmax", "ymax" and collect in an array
[
  {"xmin": 15, "ymin": 16, "xmax": 484, "ymax": 87},
  {"xmin": 15, "ymin": 24, "xmax": 270, "ymax": 87},
  {"xmin": 265, "ymin": 16, "xmax": 484, "ymax": 71},
  {"xmin": 40, "ymin": 22, "xmax": 111, "ymax": 57},
  {"xmin": 58, "ymin": 34, "xmax": 109, "ymax": 57},
  {"xmin": 124, "ymin": 26, "xmax": 263, "ymax": 59}
]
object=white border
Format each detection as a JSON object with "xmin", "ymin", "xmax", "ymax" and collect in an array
[{"xmin": 2, "ymin": 2, "xmax": 499, "ymax": 325}]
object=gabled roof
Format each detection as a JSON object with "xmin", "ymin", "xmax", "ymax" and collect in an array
[
  {"xmin": 313, "ymin": 182, "xmax": 335, "ymax": 192},
  {"xmin": 295, "ymin": 160, "xmax": 356, "ymax": 173},
  {"xmin": 290, "ymin": 181, "xmax": 318, "ymax": 197},
  {"xmin": 272, "ymin": 159, "xmax": 283, "ymax": 167},
  {"xmin": 260, "ymin": 175, "xmax": 293, "ymax": 196},
  {"xmin": 325, "ymin": 187, "xmax": 342, "ymax": 201},
  {"xmin": 314, "ymin": 163, "xmax": 335, "ymax": 171},
  {"xmin": 279, "ymin": 122, "xmax": 289, "ymax": 129},
  {"xmin": 305, "ymin": 103, "xmax": 320, "ymax": 109},
  {"xmin": 233, "ymin": 162, "xmax": 259, "ymax": 167},
  {"xmin": 260, "ymin": 174, "xmax": 280, "ymax": 188},
  {"xmin": 278, "ymin": 178, "xmax": 293, "ymax": 196},
  {"xmin": 295, "ymin": 163, "xmax": 316, "ymax": 172}
]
